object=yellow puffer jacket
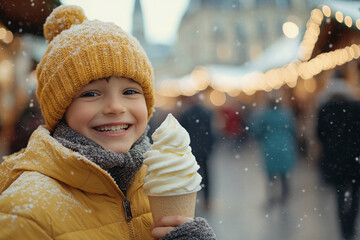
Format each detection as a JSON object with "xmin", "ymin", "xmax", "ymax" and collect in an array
[{"xmin": 0, "ymin": 126, "xmax": 153, "ymax": 239}]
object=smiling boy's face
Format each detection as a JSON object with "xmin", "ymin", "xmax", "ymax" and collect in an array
[{"xmin": 64, "ymin": 76, "xmax": 148, "ymax": 153}]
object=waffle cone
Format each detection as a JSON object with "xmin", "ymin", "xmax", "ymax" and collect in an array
[{"xmin": 148, "ymin": 192, "xmax": 197, "ymax": 222}]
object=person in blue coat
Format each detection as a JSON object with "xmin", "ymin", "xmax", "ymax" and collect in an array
[{"xmin": 251, "ymin": 91, "xmax": 298, "ymax": 208}]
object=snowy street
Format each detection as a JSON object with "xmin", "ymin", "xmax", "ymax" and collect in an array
[{"xmin": 195, "ymin": 139, "xmax": 348, "ymax": 240}]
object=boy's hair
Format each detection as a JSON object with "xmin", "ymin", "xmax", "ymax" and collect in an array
[{"xmin": 36, "ymin": 5, "xmax": 154, "ymax": 131}]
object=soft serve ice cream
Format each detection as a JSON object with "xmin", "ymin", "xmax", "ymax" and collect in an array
[{"xmin": 143, "ymin": 113, "xmax": 202, "ymax": 196}]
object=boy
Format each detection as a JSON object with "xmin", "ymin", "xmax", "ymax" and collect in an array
[{"xmin": 0, "ymin": 5, "xmax": 215, "ymax": 240}]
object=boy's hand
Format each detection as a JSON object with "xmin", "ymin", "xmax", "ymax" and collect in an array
[{"xmin": 151, "ymin": 216, "xmax": 192, "ymax": 239}]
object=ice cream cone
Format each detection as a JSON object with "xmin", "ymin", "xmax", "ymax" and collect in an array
[{"xmin": 148, "ymin": 192, "xmax": 197, "ymax": 222}]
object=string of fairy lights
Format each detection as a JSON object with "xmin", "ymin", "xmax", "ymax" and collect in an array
[{"xmin": 156, "ymin": 4, "xmax": 360, "ymax": 102}]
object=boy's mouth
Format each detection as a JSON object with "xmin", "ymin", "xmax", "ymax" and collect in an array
[{"xmin": 95, "ymin": 124, "xmax": 130, "ymax": 133}]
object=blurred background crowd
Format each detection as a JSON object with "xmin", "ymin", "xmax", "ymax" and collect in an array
[{"xmin": 0, "ymin": 0, "xmax": 360, "ymax": 239}]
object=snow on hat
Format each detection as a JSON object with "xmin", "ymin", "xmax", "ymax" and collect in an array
[{"xmin": 36, "ymin": 5, "xmax": 154, "ymax": 131}]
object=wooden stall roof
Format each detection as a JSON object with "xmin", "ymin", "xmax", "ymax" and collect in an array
[
  {"xmin": 310, "ymin": 1, "xmax": 360, "ymax": 60},
  {"xmin": 0, "ymin": 0, "xmax": 61, "ymax": 36}
]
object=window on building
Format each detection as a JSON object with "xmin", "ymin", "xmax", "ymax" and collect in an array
[
  {"xmin": 275, "ymin": 0, "xmax": 291, "ymax": 9},
  {"xmin": 257, "ymin": 18, "xmax": 268, "ymax": 45},
  {"xmin": 256, "ymin": 0, "xmax": 274, "ymax": 6},
  {"xmin": 227, "ymin": 0, "xmax": 243, "ymax": 10},
  {"xmin": 213, "ymin": 21, "xmax": 225, "ymax": 42},
  {"xmin": 235, "ymin": 21, "xmax": 248, "ymax": 62}
]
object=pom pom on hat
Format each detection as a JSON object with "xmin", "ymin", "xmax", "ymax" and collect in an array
[
  {"xmin": 44, "ymin": 5, "xmax": 86, "ymax": 43},
  {"xmin": 36, "ymin": 5, "xmax": 154, "ymax": 131}
]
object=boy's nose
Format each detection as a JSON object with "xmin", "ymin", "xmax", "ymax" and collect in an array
[{"xmin": 102, "ymin": 97, "xmax": 126, "ymax": 115}]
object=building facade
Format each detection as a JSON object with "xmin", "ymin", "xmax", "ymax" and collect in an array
[{"xmin": 156, "ymin": 0, "xmax": 311, "ymax": 78}]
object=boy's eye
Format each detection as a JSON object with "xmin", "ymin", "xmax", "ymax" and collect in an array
[
  {"xmin": 81, "ymin": 91, "xmax": 99, "ymax": 97},
  {"xmin": 123, "ymin": 89, "xmax": 139, "ymax": 95}
]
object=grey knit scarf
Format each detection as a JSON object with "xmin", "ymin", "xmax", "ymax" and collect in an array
[{"xmin": 52, "ymin": 120, "xmax": 151, "ymax": 194}]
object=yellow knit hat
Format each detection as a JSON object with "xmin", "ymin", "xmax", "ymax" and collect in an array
[{"xmin": 36, "ymin": 5, "xmax": 154, "ymax": 131}]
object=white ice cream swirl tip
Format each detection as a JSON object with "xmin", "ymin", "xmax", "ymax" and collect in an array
[{"xmin": 143, "ymin": 113, "xmax": 202, "ymax": 195}]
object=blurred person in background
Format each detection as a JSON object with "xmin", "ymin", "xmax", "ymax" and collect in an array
[
  {"xmin": 250, "ymin": 90, "xmax": 298, "ymax": 209},
  {"xmin": 218, "ymin": 97, "xmax": 246, "ymax": 153},
  {"xmin": 316, "ymin": 70, "xmax": 360, "ymax": 240},
  {"xmin": 179, "ymin": 93, "xmax": 215, "ymax": 210}
]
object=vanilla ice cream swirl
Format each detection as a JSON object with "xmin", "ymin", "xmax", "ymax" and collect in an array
[{"xmin": 143, "ymin": 113, "xmax": 202, "ymax": 195}]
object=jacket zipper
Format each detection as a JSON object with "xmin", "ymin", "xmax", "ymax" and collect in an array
[
  {"xmin": 123, "ymin": 198, "xmax": 133, "ymax": 222},
  {"xmin": 123, "ymin": 198, "xmax": 136, "ymax": 239}
]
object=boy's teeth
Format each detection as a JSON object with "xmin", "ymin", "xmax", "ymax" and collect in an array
[{"xmin": 96, "ymin": 124, "xmax": 129, "ymax": 132}]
